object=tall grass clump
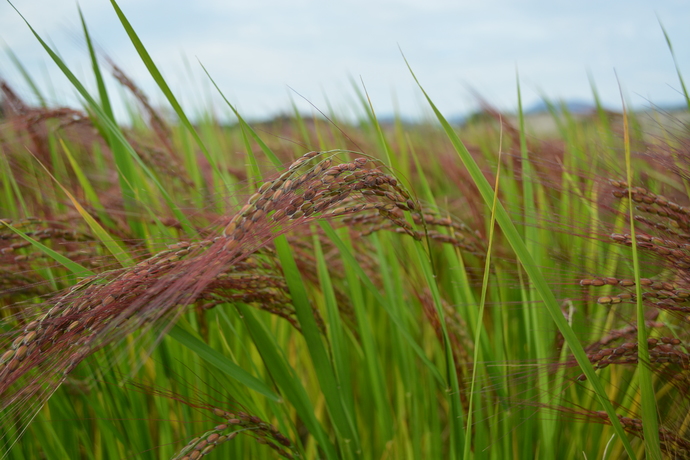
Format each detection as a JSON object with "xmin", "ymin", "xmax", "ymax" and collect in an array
[{"xmin": 1, "ymin": 2, "xmax": 690, "ymax": 459}]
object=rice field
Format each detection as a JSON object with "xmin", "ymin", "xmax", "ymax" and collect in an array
[{"xmin": 1, "ymin": 3, "xmax": 689, "ymax": 459}]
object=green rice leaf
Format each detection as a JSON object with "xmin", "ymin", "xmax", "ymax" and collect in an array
[
  {"xmin": 168, "ymin": 325, "xmax": 281, "ymax": 402},
  {"xmin": 236, "ymin": 303, "xmax": 338, "ymax": 460},
  {"xmin": 199, "ymin": 62, "xmax": 283, "ymax": 169},
  {"xmin": 107, "ymin": 0, "xmax": 231, "ymax": 188},
  {"xmin": 320, "ymin": 221, "xmax": 445, "ymax": 385},
  {"xmin": 36, "ymin": 143, "xmax": 134, "ymax": 268},
  {"xmin": 274, "ymin": 234, "xmax": 361, "ymax": 453},
  {"xmin": 404, "ymin": 54, "xmax": 638, "ymax": 459},
  {"xmin": 622, "ymin": 91, "xmax": 663, "ymax": 460},
  {"xmin": 0, "ymin": 221, "xmax": 94, "ymax": 278},
  {"xmin": 9, "ymin": 2, "xmax": 197, "ymax": 237}
]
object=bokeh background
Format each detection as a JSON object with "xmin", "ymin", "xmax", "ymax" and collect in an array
[{"xmin": 1, "ymin": 0, "xmax": 688, "ymax": 122}]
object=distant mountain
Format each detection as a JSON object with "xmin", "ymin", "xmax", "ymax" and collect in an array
[
  {"xmin": 524, "ymin": 99, "xmax": 596, "ymax": 115},
  {"xmin": 525, "ymin": 100, "xmax": 688, "ymax": 115},
  {"xmin": 640, "ymin": 102, "xmax": 689, "ymax": 113}
]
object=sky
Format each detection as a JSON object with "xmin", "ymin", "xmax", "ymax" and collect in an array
[{"xmin": 1, "ymin": 0, "xmax": 688, "ymax": 122}]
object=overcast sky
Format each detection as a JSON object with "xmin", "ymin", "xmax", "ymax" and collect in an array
[{"xmin": 1, "ymin": 0, "xmax": 688, "ymax": 121}]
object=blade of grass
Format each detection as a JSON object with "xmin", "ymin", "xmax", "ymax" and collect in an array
[
  {"xmin": 235, "ymin": 303, "xmax": 338, "ymax": 460},
  {"xmin": 5, "ymin": 47, "xmax": 46, "ymax": 107},
  {"xmin": 311, "ymin": 226, "xmax": 356, "ymax": 419},
  {"xmin": 517, "ymin": 74, "xmax": 558, "ymax": 457},
  {"xmin": 238, "ymin": 122, "xmax": 262, "ymax": 186},
  {"xmin": 335, "ymin": 227, "xmax": 395, "ymax": 444},
  {"xmin": 59, "ymin": 138, "xmax": 103, "ymax": 210},
  {"xmin": 403, "ymin": 52, "xmax": 638, "ymax": 459},
  {"xmin": 358, "ymin": 78, "xmax": 394, "ymax": 169},
  {"xmin": 9, "ymin": 2, "xmax": 197, "ymax": 237},
  {"xmin": 0, "ymin": 147, "xmax": 28, "ymax": 216},
  {"xmin": 79, "ymin": 3, "xmax": 142, "ymax": 239},
  {"xmin": 199, "ymin": 62, "xmax": 282, "ymax": 169},
  {"xmin": 464, "ymin": 125, "xmax": 501, "ymax": 460},
  {"xmin": 620, "ymin": 79, "xmax": 663, "ymax": 460},
  {"xmin": 34, "ymin": 143, "xmax": 134, "ymax": 268},
  {"xmin": 410, "ymin": 237, "xmax": 465, "ymax": 459},
  {"xmin": 319, "ymin": 221, "xmax": 445, "ymax": 385},
  {"xmin": 274, "ymin": 234, "xmax": 361, "ymax": 456},
  {"xmin": 659, "ymin": 20, "xmax": 690, "ymax": 111},
  {"xmin": 78, "ymin": 6, "xmax": 114, "ymax": 120},
  {"xmin": 107, "ymin": 0, "xmax": 232, "ymax": 188},
  {"xmin": 167, "ymin": 324, "xmax": 280, "ymax": 402},
  {"xmin": 0, "ymin": 220, "xmax": 94, "ymax": 278}
]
